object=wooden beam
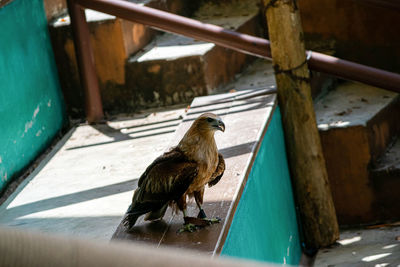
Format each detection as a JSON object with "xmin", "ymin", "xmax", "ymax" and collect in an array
[{"xmin": 262, "ymin": 0, "xmax": 339, "ymax": 249}]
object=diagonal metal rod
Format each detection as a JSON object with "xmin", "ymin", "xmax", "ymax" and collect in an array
[
  {"xmin": 76, "ymin": 0, "xmax": 272, "ymax": 59},
  {"xmin": 75, "ymin": 0, "xmax": 400, "ymax": 93},
  {"xmin": 67, "ymin": 0, "xmax": 104, "ymax": 122},
  {"xmin": 69, "ymin": 0, "xmax": 400, "ymax": 122}
]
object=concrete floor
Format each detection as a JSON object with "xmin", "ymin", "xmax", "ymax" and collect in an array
[
  {"xmin": 0, "ymin": 59, "xmax": 277, "ymax": 243},
  {"xmin": 315, "ymin": 224, "xmax": 400, "ymax": 266},
  {"xmin": 0, "ymin": 108, "xmax": 186, "ymax": 241},
  {"xmin": 2, "ymin": 104, "xmax": 400, "ymax": 267}
]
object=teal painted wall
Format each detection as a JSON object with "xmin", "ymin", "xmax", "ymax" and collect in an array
[
  {"xmin": 0, "ymin": 0, "xmax": 65, "ymax": 191},
  {"xmin": 221, "ymin": 107, "xmax": 302, "ymax": 265}
]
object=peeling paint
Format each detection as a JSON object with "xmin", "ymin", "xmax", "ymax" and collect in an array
[
  {"xmin": 47, "ymin": 99, "xmax": 52, "ymax": 107},
  {"xmin": 0, "ymin": 156, "xmax": 2, "ymax": 164},
  {"xmin": 36, "ymin": 130, "xmax": 42, "ymax": 137},
  {"xmin": 24, "ymin": 120, "xmax": 33, "ymax": 133},
  {"xmin": 2, "ymin": 172, "xmax": 7, "ymax": 182},
  {"xmin": 33, "ymin": 106, "xmax": 40, "ymax": 118},
  {"xmin": 23, "ymin": 105, "xmax": 41, "ymax": 136}
]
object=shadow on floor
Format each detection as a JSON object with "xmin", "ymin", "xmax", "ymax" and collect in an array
[{"xmin": 2, "ymin": 178, "xmax": 138, "ymax": 220}]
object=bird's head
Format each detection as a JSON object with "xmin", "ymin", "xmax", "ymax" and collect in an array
[
  {"xmin": 178, "ymin": 113, "xmax": 225, "ymax": 150},
  {"xmin": 195, "ymin": 113, "xmax": 225, "ymax": 133}
]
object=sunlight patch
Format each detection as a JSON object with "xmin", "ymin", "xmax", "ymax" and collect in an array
[
  {"xmin": 338, "ymin": 236, "xmax": 361, "ymax": 245},
  {"xmin": 362, "ymin": 253, "xmax": 391, "ymax": 262}
]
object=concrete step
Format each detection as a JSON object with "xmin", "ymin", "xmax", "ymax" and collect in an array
[
  {"xmin": 314, "ymin": 82, "xmax": 400, "ymax": 225},
  {"xmin": 124, "ymin": 0, "xmax": 263, "ymax": 110},
  {"xmin": 315, "ymin": 225, "xmax": 400, "ymax": 266},
  {"xmin": 370, "ymin": 137, "xmax": 400, "ymax": 221},
  {"xmin": 49, "ymin": 0, "xmax": 198, "ymax": 117},
  {"xmin": 0, "ymin": 108, "xmax": 187, "ymax": 240},
  {"xmin": 309, "ymin": 51, "xmax": 339, "ymax": 100}
]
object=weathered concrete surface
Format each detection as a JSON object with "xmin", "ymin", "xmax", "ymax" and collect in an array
[
  {"xmin": 0, "ymin": 58, "xmax": 276, "ymax": 244},
  {"xmin": 0, "ymin": 108, "xmax": 186, "ymax": 240},
  {"xmin": 214, "ymin": 58, "xmax": 276, "ymax": 93},
  {"xmin": 315, "ymin": 82, "xmax": 400, "ymax": 225},
  {"xmin": 298, "ymin": 0, "xmax": 400, "ymax": 73},
  {"xmin": 315, "ymin": 225, "xmax": 400, "ymax": 266},
  {"xmin": 43, "ymin": 0, "xmax": 66, "ymax": 21},
  {"xmin": 112, "ymin": 59, "xmax": 278, "ymax": 254},
  {"xmin": 371, "ymin": 138, "xmax": 400, "ymax": 222},
  {"xmin": 125, "ymin": 0, "xmax": 262, "ymax": 109},
  {"xmin": 48, "ymin": 0, "xmax": 198, "ymax": 117}
]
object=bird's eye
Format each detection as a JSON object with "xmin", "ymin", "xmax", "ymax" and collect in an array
[{"xmin": 207, "ymin": 118, "xmax": 214, "ymax": 123}]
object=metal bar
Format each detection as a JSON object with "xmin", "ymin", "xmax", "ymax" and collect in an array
[
  {"xmin": 75, "ymin": 0, "xmax": 400, "ymax": 94},
  {"xmin": 308, "ymin": 52, "xmax": 400, "ymax": 93},
  {"xmin": 76, "ymin": 0, "xmax": 272, "ymax": 58},
  {"xmin": 67, "ymin": 0, "xmax": 104, "ymax": 123}
]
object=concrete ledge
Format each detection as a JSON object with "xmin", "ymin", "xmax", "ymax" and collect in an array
[
  {"xmin": 315, "ymin": 82, "xmax": 400, "ymax": 225},
  {"xmin": 112, "ymin": 88, "xmax": 278, "ymax": 255},
  {"xmin": 48, "ymin": 0, "xmax": 198, "ymax": 116},
  {"xmin": 315, "ymin": 225, "xmax": 400, "ymax": 266},
  {"xmin": 371, "ymin": 138, "xmax": 400, "ymax": 221},
  {"xmin": 125, "ymin": 0, "xmax": 262, "ymax": 109},
  {"xmin": 0, "ymin": 109, "xmax": 186, "ymax": 240}
]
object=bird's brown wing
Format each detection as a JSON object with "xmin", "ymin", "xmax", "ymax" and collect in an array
[
  {"xmin": 137, "ymin": 148, "xmax": 188, "ymax": 187},
  {"xmin": 208, "ymin": 153, "xmax": 225, "ymax": 187},
  {"xmin": 126, "ymin": 148, "xmax": 198, "ymax": 222}
]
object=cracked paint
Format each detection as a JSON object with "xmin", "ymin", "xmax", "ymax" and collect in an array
[
  {"xmin": 33, "ymin": 106, "xmax": 40, "ymax": 117},
  {"xmin": 2, "ymin": 172, "xmax": 7, "ymax": 182}
]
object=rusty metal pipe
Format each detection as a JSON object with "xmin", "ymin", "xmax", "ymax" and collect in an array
[
  {"xmin": 75, "ymin": 0, "xmax": 400, "ymax": 93},
  {"xmin": 308, "ymin": 52, "xmax": 400, "ymax": 93},
  {"xmin": 67, "ymin": 0, "xmax": 104, "ymax": 123},
  {"xmin": 71, "ymin": 0, "xmax": 400, "ymax": 117},
  {"xmin": 76, "ymin": 0, "xmax": 272, "ymax": 58}
]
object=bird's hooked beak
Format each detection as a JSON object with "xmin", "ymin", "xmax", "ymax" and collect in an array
[{"xmin": 214, "ymin": 119, "xmax": 225, "ymax": 132}]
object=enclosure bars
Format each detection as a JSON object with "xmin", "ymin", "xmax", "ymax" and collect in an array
[{"xmin": 67, "ymin": 0, "xmax": 400, "ymax": 122}]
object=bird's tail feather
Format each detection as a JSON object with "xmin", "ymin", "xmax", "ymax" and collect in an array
[
  {"xmin": 144, "ymin": 204, "xmax": 168, "ymax": 221},
  {"xmin": 122, "ymin": 213, "xmax": 140, "ymax": 231}
]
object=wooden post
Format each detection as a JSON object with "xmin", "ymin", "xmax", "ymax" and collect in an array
[{"xmin": 262, "ymin": 0, "xmax": 339, "ymax": 249}]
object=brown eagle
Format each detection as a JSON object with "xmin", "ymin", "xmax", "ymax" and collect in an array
[{"xmin": 123, "ymin": 113, "xmax": 225, "ymax": 232}]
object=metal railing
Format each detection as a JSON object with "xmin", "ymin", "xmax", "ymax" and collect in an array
[{"xmin": 67, "ymin": 0, "xmax": 400, "ymax": 122}]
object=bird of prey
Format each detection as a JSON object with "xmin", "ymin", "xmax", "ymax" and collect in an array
[{"xmin": 123, "ymin": 113, "xmax": 225, "ymax": 232}]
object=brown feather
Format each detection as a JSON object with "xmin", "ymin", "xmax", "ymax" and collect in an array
[
  {"xmin": 124, "ymin": 113, "xmax": 225, "ymax": 230},
  {"xmin": 208, "ymin": 153, "xmax": 225, "ymax": 187}
]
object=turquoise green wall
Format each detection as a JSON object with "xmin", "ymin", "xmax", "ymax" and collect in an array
[
  {"xmin": 0, "ymin": 0, "xmax": 65, "ymax": 191},
  {"xmin": 221, "ymin": 107, "xmax": 301, "ymax": 265}
]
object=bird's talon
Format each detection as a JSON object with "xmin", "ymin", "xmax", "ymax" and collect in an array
[
  {"xmin": 197, "ymin": 209, "xmax": 207, "ymax": 219},
  {"xmin": 177, "ymin": 223, "xmax": 197, "ymax": 233},
  {"xmin": 204, "ymin": 217, "xmax": 221, "ymax": 224}
]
